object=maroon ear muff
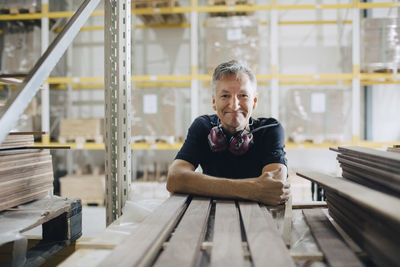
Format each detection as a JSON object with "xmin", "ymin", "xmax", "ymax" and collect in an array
[
  {"xmin": 208, "ymin": 126, "xmax": 228, "ymax": 152},
  {"xmin": 208, "ymin": 126, "xmax": 254, "ymax": 155},
  {"xmin": 229, "ymin": 130, "xmax": 253, "ymax": 156}
]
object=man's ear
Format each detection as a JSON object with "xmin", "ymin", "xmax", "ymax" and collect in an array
[
  {"xmin": 253, "ymin": 95, "xmax": 258, "ymax": 110},
  {"xmin": 212, "ymin": 95, "xmax": 216, "ymax": 111}
]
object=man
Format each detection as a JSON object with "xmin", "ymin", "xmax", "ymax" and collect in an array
[{"xmin": 166, "ymin": 60, "xmax": 290, "ymax": 205}]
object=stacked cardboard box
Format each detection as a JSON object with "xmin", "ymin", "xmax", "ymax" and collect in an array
[
  {"xmin": 286, "ymin": 89, "xmax": 351, "ymax": 143},
  {"xmin": 58, "ymin": 118, "xmax": 104, "ymax": 143},
  {"xmin": 60, "ymin": 174, "xmax": 105, "ymax": 206},
  {"xmin": 131, "ymin": 88, "xmax": 176, "ymax": 142},
  {"xmin": 205, "ymin": 16, "xmax": 259, "ymax": 73},
  {"xmin": 0, "ymin": 21, "xmax": 41, "ymax": 75}
]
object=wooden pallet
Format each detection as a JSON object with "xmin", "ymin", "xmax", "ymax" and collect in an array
[
  {"xmin": 0, "ymin": 6, "xmax": 37, "ymax": 15},
  {"xmin": 208, "ymin": 0, "xmax": 255, "ymax": 17},
  {"xmin": 0, "ymin": 196, "xmax": 82, "ymax": 266},
  {"xmin": 133, "ymin": 0, "xmax": 186, "ymax": 25}
]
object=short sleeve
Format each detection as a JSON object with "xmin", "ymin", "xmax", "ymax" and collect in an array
[
  {"xmin": 260, "ymin": 122, "xmax": 287, "ymax": 167},
  {"xmin": 175, "ymin": 116, "xmax": 209, "ymax": 168}
]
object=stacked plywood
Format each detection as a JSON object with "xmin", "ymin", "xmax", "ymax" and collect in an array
[
  {"xmin": 58, "ymin": 118, "xmax": 104, "ymax": 143},
  {"xmin": 297, "ymin": 146, "xmax": 400, "ymax": 267},
  {"xmin": 0, "ymin": 134, "xmax": 54, "ymax": 212}
]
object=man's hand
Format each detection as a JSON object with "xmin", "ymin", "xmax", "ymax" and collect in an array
[{"xmin": 248, "ymin": 170, "xmax": 291, "ymax": 205}]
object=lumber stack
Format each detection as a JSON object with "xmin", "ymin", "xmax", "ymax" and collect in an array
[
  {"xmin": 335, "ymin": 146, "xmax": 400, "ymax": 196},
  {"xmin": 0, "ymin": 134, "xmax": 54, "ymax": 212},
  {"xmin": 297, "ymin": 146, "xmax": 400, "ymax": 267}
]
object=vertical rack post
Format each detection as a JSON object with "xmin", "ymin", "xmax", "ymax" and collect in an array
[
  {"xmin": 191, "ymin": 0, "xmax": 199, "ymax": 122},
  {"xmin": 41, "ymin": 0, "xmax": 50, "ymax": 144},
  {"xmin": 270, "ymin": 0, "xmax": 279, "ymax": 119},
  {"xmin": 352, "ymin": 3, "xmax": 361, "ymax": 143},
  {"xmin": 104, "ymin": 0, "xmax": 132, "ymax": 226}
]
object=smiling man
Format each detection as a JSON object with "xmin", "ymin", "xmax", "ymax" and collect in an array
[{"xmin": 166, "ymin": 60, "xmax": 290, "ymax": 205}]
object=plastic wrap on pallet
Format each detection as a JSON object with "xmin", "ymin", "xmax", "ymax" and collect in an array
[
  {"xmin": 0, "ymin": 21, "xmax": 41, "ymax": 75},
  {"xmin": 361, "ymin": 17, "xmax": 400, "ymax": 72},
  {"xmin": 205, "ymin": 16, "xmax": 259, "ymax": 73},
  {"xmin": 285, "ymin": 89, "xmax": 352, "ymax": 144},
  {"xmin": 131, "ymin": 87, "xmax": 178, "ymax": 143}
]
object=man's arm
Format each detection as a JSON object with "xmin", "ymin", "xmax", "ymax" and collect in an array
[{"xmin": 166, "ymin": 159, "xmax": 290, "ymax": 205}]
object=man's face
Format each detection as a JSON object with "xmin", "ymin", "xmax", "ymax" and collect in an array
[{"xmin": 212, "ymin": 72, "xmax": 258, "ymax": 134}]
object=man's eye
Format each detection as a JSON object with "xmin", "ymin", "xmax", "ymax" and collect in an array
[
  {"xmin": 221, "ymin": 95, "xmax": 229, "ymax": 98},
  {"xmin": 240, "ymin": 94, "xmax": 248, "ymax": 98}
]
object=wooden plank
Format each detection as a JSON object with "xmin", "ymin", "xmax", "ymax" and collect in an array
[
  {"xmin": 239, "ymin": 202, "xmax": 295, "ymax": 267},
  {"xmin": 296, "ymin": 170, "xmax": 400, "ymax": 224},
  {"xmin": 292, "ymin": 201, "xmax": 327, "ymax": 209},
  {"xmin": 210, "ymin": 201, "xmax": 244, "ymax": 267},
  {"xmin": 338, "ymin": 157, "xmax": 400, "ymax": 185},
  {"xmin": 282, "ymin": 195, "xmax": 292, "ymax": 248},
  {"xmin": 153, "ymin": 197, "xmax": 211, "ymax": 267},
  {"xmin": 337, "ymin": 153, "xmax": 400, "ymax": 174},
  {"xmin": 340, "ymin": 169, "xmax": 398, "ymax": 197},
  {"xmin": 302, "ymin": 209, "xmax": 363, "ymax": 267},
  {"xmin": 98, "ymin": 194, "xmax": 188, "ymax": 267},
  {"xmin": 337, "ymin": 146, "xmax": 400, "ymax": 168}
]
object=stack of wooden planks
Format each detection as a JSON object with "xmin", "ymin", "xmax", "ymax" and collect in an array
[
  {"xmin": 334, "ymin": 146, "xmax": 400, "ymax": 196},
  {"xmin": 387, "ymin": 144, "xmax": 400, "ymax": 153},
  {"xmin": 0, "ymin": 133, "xmax": 54, "ymax": 212},
  {"xmin": 297, "ymin": 147, "xmax": 400, "ymax": 267}
]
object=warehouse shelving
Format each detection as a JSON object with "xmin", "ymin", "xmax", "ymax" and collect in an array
[{"xmin": 1, "ymin": 0, "xmax": 399, "ymax": 150}]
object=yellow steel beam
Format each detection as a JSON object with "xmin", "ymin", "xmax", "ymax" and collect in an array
[
  {"xmin": 131, "ymin": 75, "xmax": 192, "ymax": 81},
  {"xmin": 133, "ymin": 7, "xmax": 191, "ymax": 14},
  {"xmin": 34, "ymin": 140, "xmax": 398, "ymax": 150},
  {"xmin": 197, "ymin": 5, "xmax": 270, "ymax": 12},
  {"xmin": 279, "ymin": 20, "xmax": 352, "ymax": 25}
]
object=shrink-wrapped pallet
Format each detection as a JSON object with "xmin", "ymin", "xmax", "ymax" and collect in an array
[
  {"xmin": 131, "ymin": 87, "xmax": 177, "ymax": 143},
  {"xmin": 285, "ymin": 89, "xmax": 352, "ymax": 143},
  {"xmin": 0, "ymin": 21, "xmax": 41, "ymax": 74},
  {"xmin": 205, "ymin": 16, "xmax": 259, "ymax": 73},
  {"xmin": 361, "ymin": 18, "xmax": 400, "ymax": 72}
]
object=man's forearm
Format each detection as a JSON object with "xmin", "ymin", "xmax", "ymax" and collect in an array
[{"xmin": 167, "ymin": 169, "xmax": 255, "ymax": 201}]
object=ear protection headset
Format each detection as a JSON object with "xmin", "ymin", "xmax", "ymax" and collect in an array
[{"xmin": 207, "ymin": 119, "xmax": 278, "ymax": 156}]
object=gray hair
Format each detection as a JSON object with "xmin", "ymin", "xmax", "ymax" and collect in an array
[{"xmin": 211, "ymin": 60, "xmax": 257, "ymax": 95}]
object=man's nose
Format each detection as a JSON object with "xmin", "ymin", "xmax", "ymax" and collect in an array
[{"xmin": 230, "ymin": 95, "xmax": 240, "ymax": 109}]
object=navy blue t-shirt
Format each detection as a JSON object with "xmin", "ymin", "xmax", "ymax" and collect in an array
[{"xmin": 175, "ymin": 114, "xmax": 287, "ymax": 179}]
